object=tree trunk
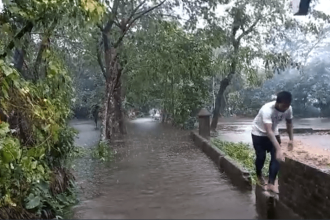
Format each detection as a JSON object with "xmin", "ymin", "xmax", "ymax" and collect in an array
[
  {"xmin": 101, "ymin": 42, "xmax": 126, "ymax": 140},
  {"xmin": 210, "ymin": 78, "xmax": 231, "ymax": 131},
  {"xmin": 210, "ymin": 34, "xmax": 240, "ymax": 131},
  {"xmin": 101, "ymin": 35, "xmax": 116, "ymax": 141},
  {"xmin": 220, "ymin": 93, "xmax": 227, "ymax": 116},
  {"xmin": 101, "ymin": 78, "xmax": 113, "ymax": 141},
  {"xmin": 114, "ymin": 74, "xmax": 127, "ymax": 134}
]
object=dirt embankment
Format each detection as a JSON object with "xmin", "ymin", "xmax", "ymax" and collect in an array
[{"xmin": 281, "ymin": 136, "xmax": 330, "ymax": 170}]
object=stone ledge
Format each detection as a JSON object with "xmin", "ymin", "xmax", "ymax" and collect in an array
[
  {"xmin": 279, "ymin": 127, "xmax": 330, "ymax": 133},
  {"xmin": 191, "ymin": 131, "xmax": 252, "ymax": 190}
]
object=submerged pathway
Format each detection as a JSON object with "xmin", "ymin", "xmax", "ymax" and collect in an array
[{"xmin": 71, "ymin": 118, "xmax": 257, "ymax": 219}]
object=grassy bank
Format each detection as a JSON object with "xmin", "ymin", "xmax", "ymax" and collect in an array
[{"xmin": 212, "ymin": 139, "xmax": 270, "ymax": 184}]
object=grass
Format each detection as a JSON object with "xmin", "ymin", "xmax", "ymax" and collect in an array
[{"xmin": 212, "ymin": 139, "xmax": 270, "ymax": 184}]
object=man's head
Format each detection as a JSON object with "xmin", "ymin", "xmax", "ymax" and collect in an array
[{"xmin": 275, "ymin": 91, "xmax": 292, "ymax": 112}]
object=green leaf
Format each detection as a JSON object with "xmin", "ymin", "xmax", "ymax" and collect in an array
[
  {"xmin": 25, "ymin": 194, "xmax": 41, "ymax": 209},
  {"xmin": 0, "ymin": 123, "xmax": 10, "ymax": 136},
  {"xmin": 1, "ymin": 65, "xmax": 13, "ymax": 76},
  {"xmin": 37, "ymin": 165, "xmax": 45, "ymax": 174},
  {"xmin": 37, "ymin": 180, "xmax": 49, "ymax": 194}
]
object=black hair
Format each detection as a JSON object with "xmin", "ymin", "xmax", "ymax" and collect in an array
[{"xmin": 276, "ymin": 91, "xmax": 292, "ymax": 104}]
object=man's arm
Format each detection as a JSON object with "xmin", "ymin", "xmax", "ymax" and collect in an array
[
  {"xmin": 264, "ymin": 123, "xmax": 282, "ymax": 152},
  {"xmin": 286, "ymin": 119, "xmax": 293, "ymax": 141},
  {"xmin": 286, "ymin": 107, "xmax": 294, "ymax": 141},
  {"xmin": 261, "ymin": 109, "xmax": 281, "ymax": 152}
]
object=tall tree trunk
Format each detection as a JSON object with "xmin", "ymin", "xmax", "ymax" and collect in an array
[
  {"xmin": 220, "ymin": 93, "xmax": 227, "ymax": 116},
  {"xmin": 101, "ymin": 41, "xmax": 125, "ymax": 140},
  {"xmin": 210, "ymin": 29, "xmax": 241, "ymax": 131},
  {"xmin": 101, "ymin": 34, "xmax": 117, "ymax": 141},
  {"xmin": 114, "ymin": 73, "xmax": 127, "ymax": 134},
  {"xmin": 210, "ymin": 78, "xmax": 231, "ymax": 131},
  {"xmin": 212, "ymin": 76, "xmax": 216, "ymax": 110}
]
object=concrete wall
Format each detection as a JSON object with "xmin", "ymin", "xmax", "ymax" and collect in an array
[
  {"xmin": 279, "ymin": 158, "xmax": 330, "ymax": 219},
  {"xmin": 192, "ymin": 128, "xmax": 330, "ymax": 218}
]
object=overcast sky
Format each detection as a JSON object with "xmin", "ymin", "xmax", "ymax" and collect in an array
[{"xmin": 0, "ymin": 0, "xmax": 329, "ymax": 18}]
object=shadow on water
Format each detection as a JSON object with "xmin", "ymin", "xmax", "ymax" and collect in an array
[{"xmin": 69, "ymin": 118, "xmax": 302, "ymax": 219}]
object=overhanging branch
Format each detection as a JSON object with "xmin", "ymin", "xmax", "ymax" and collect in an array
[
  {"xmin": 97, "ymin": 39, "xmax": 106, "ymax": 77},
  {"xmin": 237, "ymin": 16, "xmax": 261, "ymax": 42},
  {"xmin": 103, "ymin": 0, "xmax": 120, "ymax": 33},
  {"xmin": 0, "ymin": 21, "xmax": 34, "ymax": 59},
  {"xmin": 113, "ymin": 0, "xmax": 166, "ymax": 48}
]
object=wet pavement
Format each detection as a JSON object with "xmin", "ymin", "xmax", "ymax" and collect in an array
[{"xmin": 70, "ymin": 118, "xmax": 257, "ymax": 219}]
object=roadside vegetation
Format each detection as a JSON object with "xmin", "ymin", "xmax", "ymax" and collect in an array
[{"xmin": 212, "ymin": 139, "xmax": 270, "ymax": 184}]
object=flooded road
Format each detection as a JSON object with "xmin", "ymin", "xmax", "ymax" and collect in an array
[
  {"xmin": 216, "ymin": 117, "xmax": 330, "ymax": 170},
  {"xmin": 217, "ymin": 117, "xmax": 330, "ymax": 150},
  {"xmin": 71, "ymin": 119, "xmax": 257, "ymax": 219}
]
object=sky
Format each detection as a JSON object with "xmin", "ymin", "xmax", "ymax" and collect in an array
[{"xmin": 0, "ymin": 0, "xmax": 329, "ymax": 18}]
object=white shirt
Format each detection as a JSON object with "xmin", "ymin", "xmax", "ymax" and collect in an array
[{"xmin": 251, "ymin": 101, "xmax": 293, "ymax": 136}]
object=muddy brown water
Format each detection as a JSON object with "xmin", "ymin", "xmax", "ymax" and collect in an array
[{"xmin": 70, "ymin": 119, "xmax": 258, "ymax": 219}]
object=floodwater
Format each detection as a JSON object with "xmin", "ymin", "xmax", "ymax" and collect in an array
[
  {"xmin": 217, "ymin": 117, "xmax": 330, "ymax": 150},
  {"xmin": 70, "ymin": 119, "xmax": 258, "ymax": 219}
]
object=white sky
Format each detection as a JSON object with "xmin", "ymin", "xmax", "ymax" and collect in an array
[{"xmin": 0, "ymin": 0, "xmax": 329, "ymax": 20}]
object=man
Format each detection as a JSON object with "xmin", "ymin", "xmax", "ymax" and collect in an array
[
  {"xmin": 91, "ymin": 104, "xmax": 100, "ymax": 129},
  {"xmin": 251, "ymin": 91, "xmax": 294, "ymax": 194}
]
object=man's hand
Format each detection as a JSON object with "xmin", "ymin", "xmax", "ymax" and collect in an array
[
  {"xmin": 264, "ymin": 123, "xmax": 284, "ymax": 162},
  {"xmin": 276, "ymin": 148, "xmax": 284, "ymax": 162},
  {"xmin": 287, "ymin": 140, "xmax": 294, "ymax": 151}
]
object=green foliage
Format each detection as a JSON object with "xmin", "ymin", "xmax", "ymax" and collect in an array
[
  {"xmin": 212, "ymin": 139, "xmax": 270, "ymax": 184},
  {"xmin": 124, "ymin": 20, "xmax": 213, "ymax": 127},
  {"xmin": 0, "ymin": 48, "xmax": 77, "ymax": 217},
  {"xmin": 92, "ymin": 141, "xmax": 114, "ymax": 161},
  {"xmin": 24, "ymin": 180, "xmax": 77, "ymax": 218}
]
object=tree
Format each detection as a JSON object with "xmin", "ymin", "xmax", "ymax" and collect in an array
[
  {"xmin": 208, "ymin": 0, "xmax": 327, "ymax": 130},
  {"xmin": 93, "ymin": 0, "xmax": 168, "ymax": 140},
  {"xmin": 122, "ymin": 19, "xmax": 213, "ymax": 127},
  {"xmin": 0, "ymin": 0, "xmax": 104, "ymax": 218}
]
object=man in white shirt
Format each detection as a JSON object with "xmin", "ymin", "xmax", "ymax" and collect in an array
[{"xmin": 251, "ymin": 91, "xmax": 294, "ymax": 194}]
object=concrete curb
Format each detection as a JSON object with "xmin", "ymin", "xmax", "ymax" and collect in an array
[{"xmin": 191, "ymin": 131, "xmax": 252, "ymax": 190}]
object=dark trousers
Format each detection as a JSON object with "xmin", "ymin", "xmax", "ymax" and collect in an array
[{"xmin": 251, "ymin": 134, "xmax": 281, "ymax": 184}]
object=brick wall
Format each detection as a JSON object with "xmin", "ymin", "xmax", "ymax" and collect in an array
[{"xmin": 279, "ymin": 158, "xmax": 330, "ymax": 219}]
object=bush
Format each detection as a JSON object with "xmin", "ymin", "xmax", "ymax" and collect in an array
[
  {"xmin": 92, "ymin": 141, "xmax": 114, "ymax": 161},
  {"xmin": 212, "ymin": 139, "xmax": 270, "ymax": 184},
  {"xmin": 0, "ymin": 55, "xmax": 77, "ymax": 218}
]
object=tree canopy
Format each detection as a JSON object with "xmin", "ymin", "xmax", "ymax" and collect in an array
[{"xmin": 1, "ymin": 0, "xmax": 330, "ymax": 218}]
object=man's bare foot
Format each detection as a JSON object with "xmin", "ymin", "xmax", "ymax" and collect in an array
[{"xmin": 267, "ymin": 184, "xmax": 279, "ymax": 194}]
